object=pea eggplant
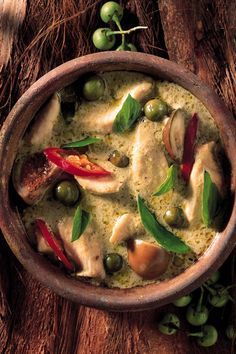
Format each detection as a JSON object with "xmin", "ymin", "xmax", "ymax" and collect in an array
[
  {"xmin": 54, "ymin": 180, "xmax": 80, "ymax": 206},
  {"xmin": 93, "ymin": 1, "xmax": 147, "ymax": 51},
  {"xmin": 158, "ymin": 313, "xmax": 180, "ymax": 335},
  {"xmin": 186, "ymin": 287, "xmax": 209, "ymax": 326},
  {"xmin": 189, "ymin": 325, "xmax": 218, "ymax": 347},
  {"xmin": 82, "ymin": 76, "xmax": 105, "ymax": 101},
  {"xmin": 104, "ymin": 253, "xmax": 123, "ymax": 274},
  {"xmin": 144, "ymin": 98, "xmax": 168, "ymax": 121}
]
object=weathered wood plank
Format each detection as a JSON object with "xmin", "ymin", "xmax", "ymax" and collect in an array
[{"xmin": 158, "ymin": 0, "xmax": 236, "ymax": 115}]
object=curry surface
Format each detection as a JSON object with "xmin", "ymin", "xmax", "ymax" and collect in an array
[{"xmin": 20, "ymin": 71, "xmax": 220, "ymax": 288}]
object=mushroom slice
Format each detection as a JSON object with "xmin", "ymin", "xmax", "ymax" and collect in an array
[
  {"xmin": 27, "ymin": 93, "xmax": 60, "ymax": 146},
  {"xmin": 79, "ymin": 79, "xmax": 154, "ymax": 134},
  {"xmin": 74, "ymin": 160, "xmax": 125, "ymax": 195},
  {"xmin": 127, "ymin": 240, "xmax": 170, "ymax": 280},
  {"xmin": 58, "ymin": 217, "xmax": 105, "ymax": 279},
  {"xmin": 184, "ymin": 142, "xmax": 224, "ymax": 224},
  {"xmin": 110, "ymin": 213, "xmax": 143, "ymax": 245},
  {"xmin": 131, "ymin": 119, "xmax": 169, "ymax": 197},
  {"xmin": 13, "ymin": 152, "xmax": 64, "ymax": 205},
  {"xmin": 162, "ymin": 109, "xmax": 187, "ymax": 162}
]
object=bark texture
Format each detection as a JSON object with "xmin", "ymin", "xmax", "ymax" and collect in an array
[
  {"xmin": 159, "ymin": 0, "xmax": 236, "ymax": 116},
  {"xmin": 0, "ymin": 0, "xmax": 235, "ymax": 353}
]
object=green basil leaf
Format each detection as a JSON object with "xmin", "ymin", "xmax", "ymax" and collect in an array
[
  {"xmin": 137, "ymin": 195, "xmax": 190, "ymax": 254},
  {"xmin": 80, "ymin": 210, "xmax": 90, "ymax": 235},
  {"xmin": 62, "ymin": 137, "xmax": 101, "ymax": 149},
  {"xmin": 153, "ymin": 165, "xmax": 178, "ymax": 196},
  {"xmin": 71, "ymin": 205, "xmax": 90, "ymax": 242},
  {"xmin": 112, "ymin": 94, "xmax": 142, "ymax": 133},
  {"xmin": 201, "ymin": 171, "xmax": 220, "ymax": 227}
]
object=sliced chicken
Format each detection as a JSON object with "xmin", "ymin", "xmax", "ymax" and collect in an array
[
  {"xmin": 128, "ymin": 80, "xmax": 154, "ymax": 103},
  {"xmin": 28, "ymin": 93, "xmax": 60, "ymax": 146},
  {"xmin": 74, "ymin": 160, "xmax": 125, "ymax": 195},
  {"xmin": 184, "ymin": 142, "xmax": 224, "ymax": 224},
  {"xmin": 75, "ymin": 175, "xmax": 123, "ymax": 195},
  {"xmin": 79, "ymin": 79, "xmax": 154, "ymax": 134},
  {"xmin": 58, "ymin": 217, "xmax": 105, "ymax": 279},
  {"xmin": 13, "ymin": 152, "xmax": 64, "ymax": 204},
  {"xmin": 131, "ymin": 119, "xmax": 169, "ymax": 197},
  {"xmin": 110, "ymin": 213, "xmax": 144, "ymax": 245}
]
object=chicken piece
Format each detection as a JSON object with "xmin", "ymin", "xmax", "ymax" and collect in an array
[
  {"xmin": 128, "ymin": 81, "xmax": 155, "ymax": 104},
  {"xmin": 74, "ymin": 160, "xmax": 125, "ymax": 195},
  {"xmin": 13, "ymin": 152, "xmax": 63, "ymax": 204},
  {"xmin": 79, "ymin": 79, "xmax": 154, "ymax": 134},
  {"xmin": 110, "ymin": 213, "xmax": 144, "ymax": 245},
  {"xmin": 28, "ymin": 93, "xmax": 60, "ymax": 146},
  {"xmin": 184, "ymin": 142, "xmax": 224, "ymax": 224},
  {"xmin": 58, "ymin": 217, "xmax": 105, "ymax": 279},
  {"xmin": 131, "ymin": 119, "xmax": 169, "ymax": 197},
  {"xmin": 75, "ymin": 175, "xmax": 123, "ymax": 195}
]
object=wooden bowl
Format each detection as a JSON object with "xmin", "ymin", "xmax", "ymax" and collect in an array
[{"xmin": 0, "ymin": 52, "xmax": 235, "ymax": 311}]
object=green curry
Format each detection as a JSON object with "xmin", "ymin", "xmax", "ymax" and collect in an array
[{"xmin": 13, "ymin": 71, "xmax": 225, "ymax": 288}]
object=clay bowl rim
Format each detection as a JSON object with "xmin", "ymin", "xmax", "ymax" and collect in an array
[{"xmin": 0, "ymin": 52, "xmax": 235, "ymax": 312}]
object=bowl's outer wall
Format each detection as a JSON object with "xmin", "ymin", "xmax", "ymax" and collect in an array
[{"xmin": 0, "ymin": 52, "xmax": 235, "ymax": 311}]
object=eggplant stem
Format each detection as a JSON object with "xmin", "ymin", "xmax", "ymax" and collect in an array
[
  {"xmin": 188, "ymin": 332, "xmax": 204, "ymax": 338},
  {"xmin": 197, "ymin": 286, "xmax": 204, "ymax": 312},
  {"xmin": 107, "ymin": 26, "xmax": 148, "ymax": 36},
  {"xmin": 113, "ymin": 14, "xmax": 126, "ymax": 47},
  {"xmin": 225, "ymin": 284, "xmax": 236, "ymax": 291},
  {"xmin": 203, "ymin": 283, "xmax": 216, "ymax": 295}
]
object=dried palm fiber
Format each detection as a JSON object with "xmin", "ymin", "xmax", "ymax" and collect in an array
[
  {"xmin": 0, "ymin": 0, "xmax": 26, "ymax": 324},
  {"xmin": 0, "ymin": 0, "xmax": 27, "ymax": 70},
  {"xmin": 0, "ymin": 0, "xmax": 164, "ymax": 122}
]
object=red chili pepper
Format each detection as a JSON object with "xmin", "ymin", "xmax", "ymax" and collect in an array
[
  {"xmin": 36, "ymin": 219, "xmax": 74, "ymax": 271},
  {"xmin": 43, "ymin": 147, "xmax": 111, "ymax": 178},
  {"xmin": 181, "ymin": 113, "xmax": 199, "ymax": 182}
]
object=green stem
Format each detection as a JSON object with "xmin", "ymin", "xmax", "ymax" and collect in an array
[
  {"xmin": 225, "ymin": 284, "xmax": 236, "ymax": 291},
  {"xmin": 197, "ymin": 286, "xmax": 204, "ymax": 312},
  {"xmin": 107, "ymin": 26, "xmax": 148, "ymax": 36},
  {"xmin": 113, "ymin": 14, "xmax": 125, "ymax": 47},
  {"xmin": 188, "ymin": 332, "xmax": 204, "ymax": 338},
  {"xmin": 204, "ymin": 283, "xmax": 217, "ymax": 295}
]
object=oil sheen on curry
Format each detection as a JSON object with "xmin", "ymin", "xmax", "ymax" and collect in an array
[{"xmin": 13, "ymin": 71, "xmax": 227, "ymax": 288}]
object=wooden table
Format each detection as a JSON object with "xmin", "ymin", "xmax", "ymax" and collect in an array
[{"xmin": 0, "ymin": 1, "xmax": 235, "ymax": 353}]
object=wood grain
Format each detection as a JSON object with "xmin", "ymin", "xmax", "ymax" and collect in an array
[
  {"xmin": 0, "ymin": 0, "xmax": 235, "ymax": 353},
  {"xmin": 159, "ymin": 0, "xmax": 236, "ymax": 115}
]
